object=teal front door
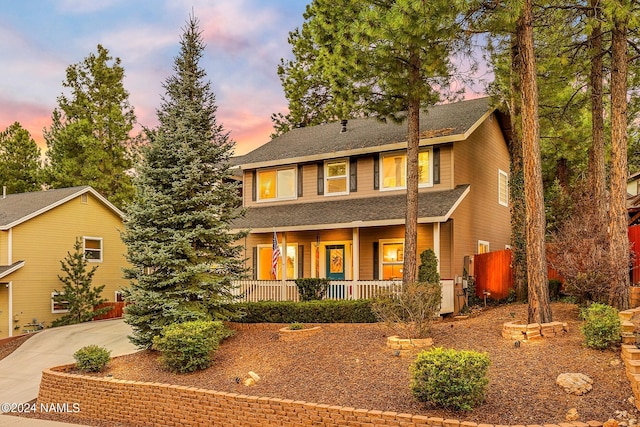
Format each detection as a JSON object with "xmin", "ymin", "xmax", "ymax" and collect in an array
[{"xmin": 325, "ymin": 245, "xmax": 345, "ymax": 280}]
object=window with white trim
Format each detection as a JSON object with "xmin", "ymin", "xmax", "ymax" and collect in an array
[
  {"xmin": 115, "ymin": 290, "xmax": 125, "ymax": 302},
  {"xmin": 257, "ymin": 168, "xmax": 297, "ymax": 201},
  {"xmin": 380, "ymin": 149, "xmax": 432, "ymax": 190},
  {"xmin": 498, "ymin": 169, "xmax": 509, "ymax": 207},
  {"xmin": 380, "ymin": 240, "xmax": 404, "ymax": 280},
  {"xmin": 478, "ymin": 240, "xmax": 490, "ymax": 254},
  {"xmin": 325, "ymin": 159, "xmax": 349, "ymax": 195},
  {"xmin": 51, "ymin": 292, "xmax": 69, "ymax": 313},
  {"xmin": 83, "ymin": 237, "xmax": 103, "ymax": 262},
  {"xmin": 257, "ymin": 243, "xmax": 298, "ymax": 280}
]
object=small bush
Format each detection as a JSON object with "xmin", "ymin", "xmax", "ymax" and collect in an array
[
  {"xmin": 295, "ymin": 278, "xmax": 329, "ymax": 301},
  {"xmin": 410, "ymin": 347, "xmax": 490, "ymax": 411},
  {"xmin": 371, "ymin": 282, "xmax": 441, "ymax": 339},
  {"xmin": 580, "ymin": 303, "xmax": 621, "ymax": 350},
  {"xmin": 74, "ymin": 345, "xmax": 111, "ymax": 372},
  {"xmin": 229, "ymin": 300, "xmax": 377, "ymax": 324},
  {"xmin": 152, "ymin": 320, "xmax": 232, "ymax": 373},
  {"xmin": 289, "ymin": 322, "xmax": 304, "ymax": 330},
  {"xmin": 418, "ymin": 249, "xmax": 440, "ymax": 284}
]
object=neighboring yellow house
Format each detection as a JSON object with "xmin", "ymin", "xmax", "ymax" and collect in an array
[{"xmin": 0, "ymin": 186, "xmax": 128, "ymax": 338}]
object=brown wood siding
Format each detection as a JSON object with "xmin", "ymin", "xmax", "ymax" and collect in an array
[
  {"xmin": 450, "ymin": 114, "xmax": 511, "ymax": 278},
  {"xmin": 242, "ymin": 147, "xmax": 453, "ymax": 208}
]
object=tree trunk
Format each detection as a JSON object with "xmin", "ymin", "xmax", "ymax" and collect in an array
[
  {"xmin": 402, "ymin": 51, "xmax": 421, "ymax": 286},
  {"xmin": 608, "ymin": 15, "xmax": 630, "ymax": 310},
  {"xmin": 588, "ymin": 0, "xmax": 607, "ymax": 235},
  {"xmin": 509, "ymin": 34, "xmax": 528, "ymax": 302},
  {"xmin": 517, "ymin": 0, "xmax": 552, "ymax": 324}
]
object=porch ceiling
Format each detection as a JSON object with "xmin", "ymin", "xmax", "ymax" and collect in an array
[{"xmin": 232, "ymin": 184, "xmax": 470, "ymax": 232}]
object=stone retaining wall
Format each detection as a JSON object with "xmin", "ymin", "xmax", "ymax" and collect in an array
[
  {"xmin": 38, "ymin": 365, "xmax": 607, "ymax": 427},
  {"xmin": 619, "ymin": 307, "xmax": 640, "ymax": 411},
  {"xmin": 502, "ymin": 321, "xmax": 568, "ymax": 341}
]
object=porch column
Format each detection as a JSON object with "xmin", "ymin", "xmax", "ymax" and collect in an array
[
  {"xmin": 352, "ymin": 227, "xmax": 360, "ymax": 298},
  {"xmin": 433, "ymin": 222, "xmax": 441, "ymax": 274},
  {"xmin": 281, "ymin": 232, "xmax": 287, "ymax": 301}
]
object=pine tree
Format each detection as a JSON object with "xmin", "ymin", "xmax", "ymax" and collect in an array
[
  {"xmin": 52, "ymin": 238, "xmax": 109, "ymax": 326},
  {"xmin": 44, "ymin": 44, "xmax": 137, "ymax": 208},
  {"xmin": 279, "ymin": 0, "xmax": 470, "ymax": 284},
  {"xmin": 0, "ymin": 122, "xmax": 42, "ymax": 193},
  {"xmin": 121, "ymin": 16, "xmax": 246, "ymax": 349}
]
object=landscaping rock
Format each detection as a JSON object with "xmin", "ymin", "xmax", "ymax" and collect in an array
[
  {"xmin": 566, "ymin": 407, "xmax": 579, "ymax": 422},
  {"xmin": 556, "ymin": 372, "xmax": 593, "ymax": 395}
]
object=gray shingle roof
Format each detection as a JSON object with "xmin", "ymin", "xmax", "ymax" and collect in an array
[
  {"xmin": 237, "ymin": 97, "xmax": 491, "ymax": 167},
  {"xmin": 232, "ymin": 185, "xmax": 469, "ymax": 232},
  {"xmin": 0, "ymin": 261, "xmax": 25, "ymax": 279},
  {"xmin": 0, "ymin": 186, "xmax": 122, "ymax": 229}
]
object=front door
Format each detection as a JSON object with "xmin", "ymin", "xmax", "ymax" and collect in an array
[{"xmin": 325, "ymin": 245, "xmax": 346, "ymax": 280}]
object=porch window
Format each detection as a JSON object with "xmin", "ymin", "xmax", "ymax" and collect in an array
[
  {"xmin": 325, "ymin": 159, "xmax": 348, "ymax": 195},
  {"xmin": 83, "ymin": 237, "xmax": 103, "ymax": 262},
  {"xmin": 257, "ymin": 243, "xmax": 297, "ymax": 279},
  {"xmin": 380, "ymin": 240, "xmax": 404, "ymax": 280},
  {"xmin": 257, "ymin": 168, "xmax": 296, "ymax": 201},
  {"xmin": 478, "ymin": 240, "xmax": 490, "ymax": 254},
  {"xmin": 380, "ymin": 149, "xmax": 432, "ymax": 190},
  {"xmin": 498, "ymin": 169, "xmax": 509, "ymax": 206}
]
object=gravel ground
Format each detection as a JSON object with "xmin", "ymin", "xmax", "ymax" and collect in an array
[{"xmin": 7, "ymin": 302, "xmax": 639, "ymax": 426}]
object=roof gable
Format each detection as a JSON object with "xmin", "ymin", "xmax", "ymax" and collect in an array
[
  {"xmin": 0, "ymin": 186, "xmax": 124, "ymax": 230},
  {"xmin": 237, "ymin": 97, "xmax": 493, "ymax": 169}
]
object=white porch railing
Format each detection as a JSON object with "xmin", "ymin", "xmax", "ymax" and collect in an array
[{"xmin": 231, "ymin": 279, "xmax": 455, "ymax": 314}]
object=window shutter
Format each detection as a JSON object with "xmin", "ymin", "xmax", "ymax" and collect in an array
[
  {"xmin": 373, "ymin": 242, "xmax": 379, "ymax": 280},
  {"xmin": 251, "ymin": 171, "xmax": 257, "ymax": 201},
  {"xmin": 317, "ymin": 163, "xmax": 324, "ymax": 195},
  {"xmin": 373, "ymin": 157, "xmax": 379, "ymax": 190},
  {"xmin": 433, "ymin": 147, "xmax": 440, "ymax": 184},
  {"xmin": 349, "ymin": 158, "xmax": 357, "ymax": 192},
  {"xmin": 298, "ymin": 245, "xmax": 304, "ymax": 278},
  {"xmin": 298, "ymin": 167, "xmax": 303, "ymax": 197},
  {"xmin": 252, "ymin": 247, "xmax": 257, "ymax": 279}
]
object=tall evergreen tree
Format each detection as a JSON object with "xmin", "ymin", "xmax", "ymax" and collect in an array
[
  {"xmin": 121, "ymin": 16, "xmax": 246, "ymax": 349},
  {"xmin": 280, "ymin": 0, "xmax": 470, "ymax": 284},
  {"xmin": 0, "ymin": 122, "xmax": 42, "ymax": 193},
  {"xmin": 44, "ymin": 44, "xmax": 137, "ymax": 208}
]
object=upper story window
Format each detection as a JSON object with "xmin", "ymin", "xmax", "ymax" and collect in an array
[
  {"xmin": 83, "ymin": 237, "xmax": 103, "ymax": 262},
  {"xmin": 257, "ymin": 168, "xmax": 297, "ymax": 201},
  {"xmin": 380, "ymin": 149, "xmax": 433, "ymax": 190},
  {"xmin": 325, "ymin": 159, "xmax": 349, "ymax": 195},
  {"xmin": 498, "ymin": 169, "xmax": 509, "ymax": 207}
]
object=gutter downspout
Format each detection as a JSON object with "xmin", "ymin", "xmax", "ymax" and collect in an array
[
  {"xmin": 7, "ymin": 228, "xmax": 12, "ymax": 337},
  {"xmin": 8, "ymin": 282, "xmax": 12, "ymax": 338}
]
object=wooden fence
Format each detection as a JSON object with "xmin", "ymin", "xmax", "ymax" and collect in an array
[
  {"xmin": 630, "ymin": 225, "xmax": 640, "ymax": 285},
  {"xmin": 473, "ymin": 249, "xmax": 514, "ymax": 300},
  {"xmin": 93, "ymin": 302, "xmax": 126, "ymax": 320}
]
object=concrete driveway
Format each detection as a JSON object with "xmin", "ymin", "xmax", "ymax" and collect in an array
[{"xmin": 0, "ymin": 319, "xmax": 137, "ymax": 411}]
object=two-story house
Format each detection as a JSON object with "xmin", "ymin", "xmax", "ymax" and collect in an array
[
  {"xmin": 232, "ymin": 97, "xmax": 512, "ymax": 310},
  {"xmin": 0, "ymin": 186, "xmax": 128, "ymax": 338}
]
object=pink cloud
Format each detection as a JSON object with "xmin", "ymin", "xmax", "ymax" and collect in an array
[{"xmin": 0, "ymin": 99, "xmax": 52, "ymax": 150}]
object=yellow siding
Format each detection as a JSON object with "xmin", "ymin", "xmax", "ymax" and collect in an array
[
  {"xmin": 0, "ymin": 287, "xmax": 8, "ymax": 337},
  {"xmin": 2, "ymin": 193, "xmax": 127, "ymax": 337}
]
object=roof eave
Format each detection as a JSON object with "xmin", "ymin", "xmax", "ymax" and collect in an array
[
  {"xmin": 0, "ymin": 187, "xmax": 124, "ymax": 231},
  {"xmin": 237, "ymin": 107, "xmax": 496, "ymax": 171},
  {"xmin": 0, "ymin": 260, "xmax": 25, "ymax": 280}
]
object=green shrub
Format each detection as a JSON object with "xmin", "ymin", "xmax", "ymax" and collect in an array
[
  {"xmin": 410, "ymin": 347, "xmax": 490, "ymax": 411},
  {"xmin": 228, "ymin": 299, "xmax": 377, "ymax": 323},
  {"xmin": 371, "ymin": 282, "xmax": 442, "ymax": 339},
  {"xmin": 152, "ymin": 320, "xmax": 232, "ymax": 373},
  {"xmin": 289, "ymin": 322, "xmax": 304, "ymax": 330},
  {"xmin": 418, "ymin": 249, "xmax": 440, "ymax": 284},
  {"xmin": 74, "ymin": 345, "xmax": 111, "ymax": 372},
  {"xmin": 580, "ymin": 303, "xmax": 621, "ymax": 349},
  {"xmin": 295, "ymin": 278, "xmax": 329, "ymax": 301}
]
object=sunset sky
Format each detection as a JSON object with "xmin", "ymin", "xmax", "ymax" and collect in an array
[
  {"xmin": 0, "ymin": 1, "xmax": 489, "ymax": 157},
  {"xmin": 0, "ymin": 0, "xmax": 309, "ymax": 155}
]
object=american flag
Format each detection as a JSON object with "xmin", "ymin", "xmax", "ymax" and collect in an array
[{"xmin": 271, "ymin": 231, "xmax": 281, "ymax": 279}]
